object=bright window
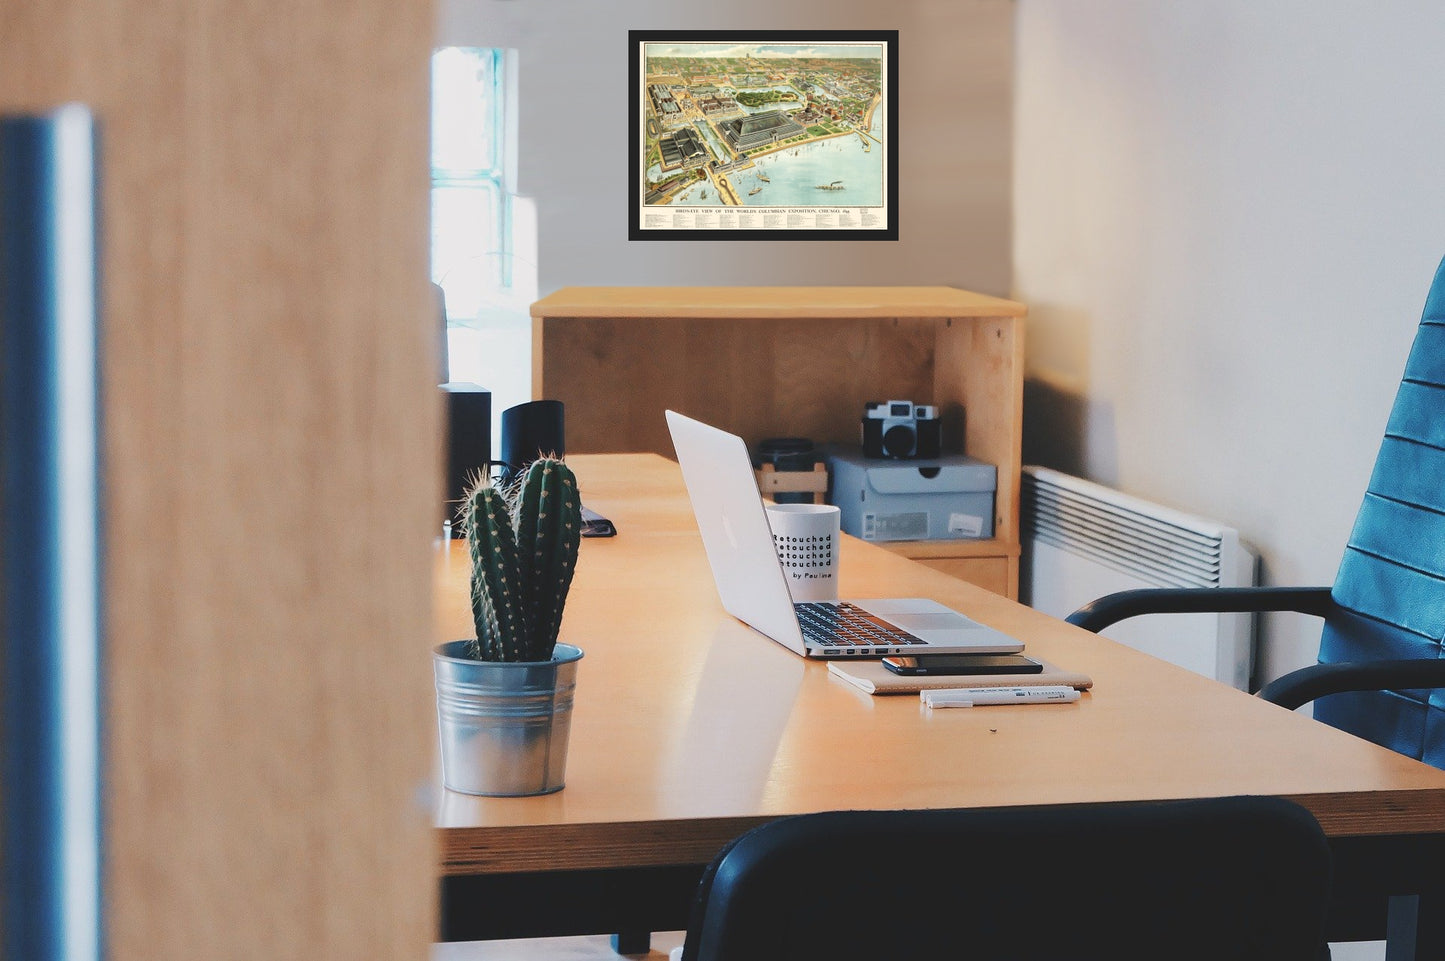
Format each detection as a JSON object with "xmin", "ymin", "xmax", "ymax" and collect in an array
[{"xmin": 430, "ymin": 47, "xmax": 535, "ymax": 426}]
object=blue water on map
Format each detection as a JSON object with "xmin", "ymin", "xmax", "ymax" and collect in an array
[{"xmin": 668, "ymin": 98, "xmax": 885, "ymax": 208}]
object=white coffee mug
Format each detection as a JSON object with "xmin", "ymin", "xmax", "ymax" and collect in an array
[{"xmin": 764, "ymin": 503, "xmax": 840, "ymax": 603}]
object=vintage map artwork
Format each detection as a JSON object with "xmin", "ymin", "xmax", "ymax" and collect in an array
[{"xmin": 629, "ymin": 31, "xmax": 898, "ymax": 241}]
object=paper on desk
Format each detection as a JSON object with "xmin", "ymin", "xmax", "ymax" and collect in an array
[{"xmin": 827, "ymin": 658, "xmax": 1093, "ymax": 696}]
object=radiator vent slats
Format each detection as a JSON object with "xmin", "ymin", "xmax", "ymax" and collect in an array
[
  {"xmin": 1024, "ymin": 468, "xmax": 1229, "ymax": 590},
  {"xmin": 1020, "ymin": 466, "xmax": 1256, "ymax": 690}
]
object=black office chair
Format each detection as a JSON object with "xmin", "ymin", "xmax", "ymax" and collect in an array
[
  {"xmin": 1066, "ymin": 255, "xmax": 1445, "ymax": 770},
  {"xmin": 679, "ymin": 797, "xmax": 1332, "ymax": 961}
]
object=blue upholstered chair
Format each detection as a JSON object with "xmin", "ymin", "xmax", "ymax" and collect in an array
[{"xmin": 1067, "ymin": 256, "xmax": 1445, "ymax": 768}]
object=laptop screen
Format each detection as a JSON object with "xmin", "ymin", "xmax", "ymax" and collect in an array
[{"xmin": 665, "ymin": 410, "xmax": 808, "ymax": 652}]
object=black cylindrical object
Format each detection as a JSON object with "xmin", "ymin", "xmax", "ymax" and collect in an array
[
  {"xmin": 500, "ymin": 400, "xmax": 565, "ymax": 483},
  {"xmin": 442, "ymin": 383, "xmax": 492, "ymax": 535},
  {"xmin": 1, "ymin": 106, "xmax": 104, "ymax": 961},
  {"xmin": 754, "ymin": 437, "xmax": 820, "ymax": 504}
]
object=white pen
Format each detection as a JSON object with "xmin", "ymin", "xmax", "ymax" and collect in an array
[{"xmin": 921, "ymin": 685, "xmax": 1080, "ymax": 709}]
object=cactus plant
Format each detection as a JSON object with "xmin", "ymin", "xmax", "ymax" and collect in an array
[{"xmin": 459, "ymin": 457, "xmax": 582, "ymax": 662}]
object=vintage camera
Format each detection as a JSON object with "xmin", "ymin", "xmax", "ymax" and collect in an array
[{"xmin": 861, "ymin": 400, "xmax": 942, "ymax": 459}]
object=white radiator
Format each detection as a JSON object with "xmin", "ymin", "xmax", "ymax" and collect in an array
[{"xmin": 1021, "ymin": 466, "xmax": 1258, "ymax": 690}]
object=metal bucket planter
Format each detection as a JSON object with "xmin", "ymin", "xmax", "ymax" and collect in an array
[{"xmin": 433, "ymin": 640, "xmax": 584, "ymax": 797}]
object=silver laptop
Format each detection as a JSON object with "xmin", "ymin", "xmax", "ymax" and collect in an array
[{"xmin": 665, "ymin": 410, "xmax": 1025, "ymax": 658}]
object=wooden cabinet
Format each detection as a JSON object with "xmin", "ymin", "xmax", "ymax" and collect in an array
[
  {"xmin": 894, "ymin": 546, "xmax": 1014, "ymax": 598},
  {"xmin": 530, "ymin": 286, "xmax": 1025, "ymax": 597}
]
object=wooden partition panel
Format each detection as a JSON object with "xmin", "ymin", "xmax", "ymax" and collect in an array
[{"xmin": 2, "ymin": 2, "xmax": 438, "ymax": 959}]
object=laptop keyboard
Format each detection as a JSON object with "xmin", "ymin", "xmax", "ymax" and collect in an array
[{"xmin": 794, "ymin": 602, "xmax": 927, "ymax": 652}]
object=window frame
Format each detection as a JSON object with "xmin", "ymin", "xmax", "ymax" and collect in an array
[{"xmin": 431, "ymin": 46, "xmax": 515, "ymax": 307}]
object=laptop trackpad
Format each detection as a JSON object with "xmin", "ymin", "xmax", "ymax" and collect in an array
[
  {"xmin": 885, "ymin": 611, "xmax": 981, "ymax": 634},
  {"xmin": 885, "ymin": 610, "xmax": 1023, "ymax": 649}
]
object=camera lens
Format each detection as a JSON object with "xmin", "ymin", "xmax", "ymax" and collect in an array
[{"xmin": 882, "ymin": 423, "xmax": 916, "ymax": 458}]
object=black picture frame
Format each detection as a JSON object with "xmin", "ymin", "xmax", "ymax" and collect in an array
[{"xmin": 629, "ymin": 30, "xmax": 899, "ymax": 241}]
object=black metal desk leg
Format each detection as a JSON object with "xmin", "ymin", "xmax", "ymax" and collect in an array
[
  {"xmin": 611, "ymin": 931, "xmax": 652, "ymax": 954},
  {"xmin": 1386, "ymin": 893, "xmax": 1445, "ymax": 961}
]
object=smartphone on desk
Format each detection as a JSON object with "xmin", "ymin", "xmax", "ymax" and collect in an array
[
  {"xmin": 882, "ymin": 653, "xmax": 1044, "ymax": 676},
  {"xmin": 580, "ymin": 506, "xmax": 616, "ymax": 537}
]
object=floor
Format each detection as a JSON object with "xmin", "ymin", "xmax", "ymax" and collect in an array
[{"xmin": 432, "ymin": 933, "xmax": 686, "ymax": 961}]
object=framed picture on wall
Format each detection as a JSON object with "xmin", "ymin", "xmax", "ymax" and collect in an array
[{"xmin": 629, "ymin": 30, "xmax": 899, "ymax": 241}]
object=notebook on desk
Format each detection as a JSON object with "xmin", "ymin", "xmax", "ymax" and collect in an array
[{"xmin": 665, "ymin": 410, "xmax": 1025, "ymax": 659}]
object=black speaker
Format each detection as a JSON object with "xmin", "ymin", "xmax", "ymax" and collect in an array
[
  {"xmin": 500, "ymin": 400, "xmax": 565, "ymax": 483},
  {"xmin": 442, "ymin": 383, "xmax": 491, "ymax": 535}
]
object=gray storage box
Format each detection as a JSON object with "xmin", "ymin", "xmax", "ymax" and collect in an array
[{"xmin": 827, "ymin": 448, "xmax": 996, "ymax": 542}]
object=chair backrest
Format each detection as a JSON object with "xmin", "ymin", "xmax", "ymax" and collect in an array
[
  {"xmin": 681, "ymin": 797, "xmax": 1331, "ymax": 961},
  {"xmin": 1317, "ymin": 256, "xmax": 1445, "ymax": 769}
]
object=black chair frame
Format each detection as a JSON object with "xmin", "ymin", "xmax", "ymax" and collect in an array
[
  {"xmin": 1064, "ymin": 586, "xmax": 1445, "ymax": 709},
  {"xmin": 680, "ymin": 796, "xmax": 1335, "ymax": 961}
]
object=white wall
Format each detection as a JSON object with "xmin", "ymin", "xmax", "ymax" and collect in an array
[
  {"xmin": 437, "ymin": 0, "xmax": 1015, "ymax": 296},
  {"xmin": 1014, "ymin": 1, "xmax": 1445, "ymax": 685}
]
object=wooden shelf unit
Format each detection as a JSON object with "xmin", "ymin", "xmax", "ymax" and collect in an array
[{"xmin": 530, "ymin": 286, "xmax": 1026, "ymax": 597}]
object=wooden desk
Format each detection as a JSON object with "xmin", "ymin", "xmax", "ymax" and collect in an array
[{"xmin": 435, "ymin": 454, "xmax": 1445, "ymax": 952}]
